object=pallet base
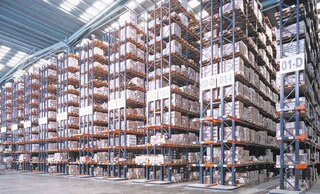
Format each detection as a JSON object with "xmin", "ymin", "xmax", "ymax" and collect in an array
[
  {"xmin": 100, "ymin": 177, "xmax": 128, "ymax": 181},
  {"xmin": 133, "ymin": 179, "xmax": 172, "ymax": 185},
  {"xmin": 269, "ymin": 189, "xmax": 305, "ymax": 194},
  {"xmin": 187, "ymin": 184, "xmax": 239, "ymax": 191}
]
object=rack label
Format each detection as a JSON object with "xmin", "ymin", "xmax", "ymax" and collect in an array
[
  {"xmin": 57, "ymin": 112, "xmax": 68, "ymax": 121},
  {"xmin": 24, "ymin": 121, "xmax": 31, "ymax": 128},
  {"xmin": 108, "ymin": 98, "xmax": 125, "ymax": 110},
  {"xmin": 200, "ymin": 75, "xmax": 217, "ymax": 91},
  {"xmin": 79, "ymin": 105, "xmax": 93, "ymax": 116},
  {"xmin": 279, "ymin": 53, "xmax": 304, "ymax": 74},
  {"xmin": 38, "ymin": 117, "xmax": 48, "ymax": 125},
  {"xmin": 12, "ymin": 124, "xmax": 18, "ymax": 131},
  {"xmin": 158, "ymin": 86, "xmax": 170, "ymax": 99},
  {"xmin": 200, "ymin": 71, "xmax": 234, "ymax": 90},
  {"xmin": 1, "ymin": 127, "xmax": 6, "ymax": 133},
  {"xmin": 147, "ymin": 90, "xmax": 158, "ymax": 102},
  {"xmin": 217, "ymin": 71, "xmax": 235, "ymax": 87},
  {"xmin": 147, "ymin": 86, "xmax": 170, "ymax": 102}
]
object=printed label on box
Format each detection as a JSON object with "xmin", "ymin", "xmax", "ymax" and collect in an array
[
  {"xmin": 279, "ymin": 53, "xmax": 304, "ymax": 74},
  {"xmin": 39, "ymin": 117, "xmax": 48, "ymax": 125},
  {"xmin": 12, "ymin": 124, "xmax": 18, "ymax": 131}
]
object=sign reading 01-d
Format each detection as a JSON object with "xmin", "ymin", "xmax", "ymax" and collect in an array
[{"xmin": 279, "ymin": 53, "xmax": 304, "ymax": 74}]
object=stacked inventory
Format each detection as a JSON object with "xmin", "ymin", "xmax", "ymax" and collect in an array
[
  {"xmin": 196, "ymin": 0, "xmax": 279, "ymax": 188},
  {"xmin": 56, "ymin": 53, "xmax": 80, "ymax": 175},
  {"xmin": 138, "ymin": 0, "xmax": 201, "ymax": 182},
  {"xmin": 107, "ymin": 11, "xmax": 146, "ymax": 179},
  {"xmin": 275, "ymin": 0, "xmax": 320, "ymax": 192},
  {"xmin": 1, "ymin": 82, "xmax": 15, "ymax": 169},
  {"xmin": 77, "ymin": 37, "xmax": 108, "ymax": 176},
  {"xmin": 12, "ymin": 79, "xmax": 26, "ymax": 170},
  {"xmin": 39, "ymin": 58, "xmax": 59, "ymax": 174},
  {"xmin": 24, "ymin": 67, "xmax": 40, "ymax": 171}
]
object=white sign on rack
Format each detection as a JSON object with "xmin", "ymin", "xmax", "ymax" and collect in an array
[
  {"xmin": 200, "ymin": 71, "xmax": 234, "ymax": 90},
  {"xmin": 200, "ymin": 75, "xmax": 217, "ymax": 91},
  {"xmin": 12, "ymin": 124, "xmax": 18, "ymax": 131},
  {"xmin": 279, "ymin": 53, "xmax": 304, "ymax": 74},
  {"xmin": 79, "ymin": 105, "xmax": 93, "ymax": 117},
  {"xmin": 1, "ymin": 127, "xmax": 6, "ymax": 133},
  {"xmin": 158, "ymin": 86, "xmax": 170, "ymax": 99},
  {"xmin": 108, "ymin": 98, "xmax": 126, "ymax": 110},
  {"xmin": 57, "ymin": 112, "xmax": 68, "ymax": 121},
  {"xmin": 147, "ymin": 90, "xmax": 158, "ymax": 102},
  {"xmin": 24, "ymin": 121, "xmax": 31, "ymax": 128},
  {"xmin": 147, "ymin": 87, "xmax": 170, "ymax": 102},
  {"xmin": 216, "ymin": 71, "xmax": 235, "ymax": 87},
  {"xmin": 38, "ymin": 117, "xmax": 48, "ymax": 125}
]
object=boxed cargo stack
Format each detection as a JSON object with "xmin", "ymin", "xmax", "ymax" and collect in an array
[
  {"xmin": 106, "ymin": 10, "xmax": 146, "ymax": 179},
  {"xmin": 275, "ymin": 0, "xmax": 320, "ymax": 191},
  {"xmin": 37, "ymin": 58, "xmax": 60, "ymax": 173},
  {"xmin": 198, "ymin": 0, "xmax": 279, "ymax": 187},
  {"xmin": 135, "ymin": 0, "xmax": 201, "ymax": 182},
  {"xmin": 78, "ymin": 37, "xmax": 109, "ymax": 176},
  {"xmin": 57, "ymin": 53, "xmax": 80, "ymax": 175}
]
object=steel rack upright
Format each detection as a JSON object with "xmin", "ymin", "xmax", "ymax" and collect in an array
[
  {"xmin": 76, "ymin": 36, "xmax": 108, "ymax": 177},
  {"xmin": 137, "ymin": 0, "xmax": 201, "ymax": 183},
  {"xmin": 192, "ymin": 0, "xmax": 280, "ymax": 190},
  {"xmin": 271, "ymin": 0, "xmax": 320, "ymax": 193},
  {"xmin": 12, "ymin": 78, "xmax": 26, "ymax": 170},
  {"xmin": 23, "ymin": 67, "xmax": 40, "ymax": 172},
  {"xmin": 106, "ymin": 11, "xmax": 147, "ymax": 179},
  {"xmin": 1, "ymin": 82, "xmax": 15, "ymax": 170},
  {"xmin": 56, "ymin": 53, "xmax": 80, "ymax": 175},
  {"xmin": 39, "ymin": 58, "xmax": 60, "ymax": 174}
]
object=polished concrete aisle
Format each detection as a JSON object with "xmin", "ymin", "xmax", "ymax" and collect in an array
[{"xmin": 0, "ymin": 171, "xmax": 312, "ymax": 194}]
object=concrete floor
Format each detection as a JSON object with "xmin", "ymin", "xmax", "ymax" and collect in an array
[{"xmin": 0, "ymin": 171, "xmax": 318, "ymax": 194}]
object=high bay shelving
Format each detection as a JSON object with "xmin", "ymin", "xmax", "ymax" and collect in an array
[{"xmin": 0, "ymin": 0, "xmax": 319, "ymax": 193}]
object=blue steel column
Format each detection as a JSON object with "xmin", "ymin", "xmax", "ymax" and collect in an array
[
  {"xmin": 199, "ymin": 0, "xmax": 204, "ymax": 184},
  {"xmin": 294, "ymin": 0, "xmax": 300, "ymax": 190},
  {"xmin": 279, "ymin": 0, "xmax": 285, "ymax": 189},
  {"xmin": 231, "ymin": 0, "xmax": 236, "ymax": 186},
  {"xmin": 219, "ymin": 0, "xmax": 225, "ymax": 185}
]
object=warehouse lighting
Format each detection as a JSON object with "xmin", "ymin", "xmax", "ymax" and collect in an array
[
  {"xmin": 60, "ymin": 2, "xmax": 73, "ymax": 12},
  {"xmin": 86, "ymin": 7, "xmax": 99, "ymax": 16},
  {"xmin": 0, "ymin": 46, "xmax": 11, "ymax": 53},
  {"xmin": 188, "ymin": 0, "xmax": 199, "ymax": 9},
  {"xmin": 92, "ymin": 1, "xmax": 107, "ymax": 11},
  {"xmin": 66, "ymin": 0, "xmax": 80, "ymax": 6},
  {"xmin": 135, "ymin": 0, "xmax": 145, "ymax": 3},
  {"xmin": 79, "ymin": 13, "xmax": 92, "ymax": 22},
  {"xmin": 0, "ymin": 64, "xmax": 5, "ymax": 70}
]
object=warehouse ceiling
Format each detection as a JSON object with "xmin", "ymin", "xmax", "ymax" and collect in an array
[
  {"xmin": 0, "ymin": 0, "xmax": 116, "ymax": 77},
  {"xmin": 0, "ymin": 0, "xmax": 282, "ymax": 80}
]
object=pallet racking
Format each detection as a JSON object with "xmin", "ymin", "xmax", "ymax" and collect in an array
[
  {"xmin": 12, "ymin": 78, "xmax": 26, "ymax": 170},
  {"xmin": 190, "ymin": 0, "xmax": 279, "ymax": 189},
  {"xmin": 1, "ymin": 82, "xmax": 15, "ymax": 170},
  {"xmin": 106, "ymin": 12, "xmax": 147, "ymax": 179},
  {"xmin": 38, "ymin": 58, "xmax": 59, "ymax": 174},
  {"xmin": 134, "ymin": 0, "xmax": 201, "ymax": 183},
  {"xmin": 76, "ymin": 36, "xmax": 108, "ymax": 177},
  {"xmin": 271, "ymin": 0, "xmax": 320, "ymax": 192},
  {"xmin": 56, "ymin": 52, "xmax": 80, "ymax": 175},
  {"xmin": 23, "ymin": 67, "xmax": 40, "ymax": 172}
]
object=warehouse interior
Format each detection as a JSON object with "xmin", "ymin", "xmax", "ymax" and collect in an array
[{"xmin": 0, "ymin": 0, "xmax": 320, "ymax": 194}]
